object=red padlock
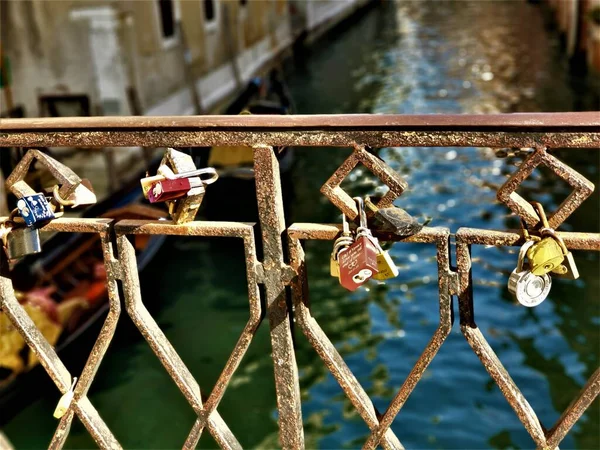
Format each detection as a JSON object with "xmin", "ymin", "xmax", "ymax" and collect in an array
[
  {"xmin": 338, "ymin": 234, "xmax": 379, "ymax": 291},
  {"xmin": 338, "ymin": 197, "xmax": 379, "ymax": 291},
  {"xmin": 148, "ymin": 177, "xmax": 202, "ymax": 203}
]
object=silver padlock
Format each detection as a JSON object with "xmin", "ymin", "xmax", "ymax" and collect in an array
[
  {"xmin": 508, "ymin": 240, "xmax": 552, "ymax": 308},
  {"xmin": 4, "ymin": 226, "xmax": 42, "ymax": 260}
]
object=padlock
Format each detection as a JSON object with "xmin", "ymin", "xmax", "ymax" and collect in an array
[
  {"xmin": 540, "ymin": 228, "xmax": 579, "ymax": 280},
  {"xmin": 140, "ymin": 174, "xmax": 166, "ymax": 199},
  {"xmin": 372, "ymin": 239, "xmax": 399, "ymax": 280},
  {"xmin": 53, "ymin": 377, "xmax": 78, "ymax": 419},
  {"xmin": 148, "ymin": 177, "xmax": 203, "ymax": 203},
  {"xmin": 330, "ymin": 214, "xmax": 353, "ymax": 278},
  {"xmin": 508, "ymin": 240, "xmax": 552, "ymax": 307},
  {"xmin": 526, "ymin": 203, "xmax": 564, "ymax": 275},
  {"xmin": 4, "ymin": 226, "xmax": 42, "ymax": 260},
  {"xmin": 16, "ymin": 193, "xmax": 55, "ymax": 227},
  {"xmin": 338, "ymin": 198, "xmax": 379, "ymax": 291},
  {"xmin": 145, "ymin": 150, "xmax": 219, "ymax": 224}
]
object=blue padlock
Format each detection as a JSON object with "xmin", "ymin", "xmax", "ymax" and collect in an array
[{"xmin": 17, "ymin": 194, "xmax": 55, "ymax": 227}]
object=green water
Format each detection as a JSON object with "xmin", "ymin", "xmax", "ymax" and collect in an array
[{"xmin": 3, "ymin": 1, "xmax": 600, "ymax": 449}]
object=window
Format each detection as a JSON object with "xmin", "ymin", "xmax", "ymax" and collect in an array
[
  {"xmin": 204, "ymin": 0, "xmax": 215, "ymax": 22},
  {"xmin": 158, "ymin": 0, "xmax": 175, "ymax": 38}
]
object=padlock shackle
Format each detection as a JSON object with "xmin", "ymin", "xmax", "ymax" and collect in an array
[
  {"xmin": 53, "ymin": 185, "xmax": 77, "ymax": 206},
  {"xmin": 353, "ymin": 197, "xmax": 368, "ymax": 229},
  {"xmin": 160, "ymin": 166, "xmax": 219, "ymax": 185},
  {"xmin": 341, "ymin": 214, "xmax": 350, "ymax": 235},
  {"xmin": 516, "ymin": 240, "xmax": 536, "ymax": 272},
  {"xmin": 531, "ymin": 202, "xmax": 551, "ymax": 229}
]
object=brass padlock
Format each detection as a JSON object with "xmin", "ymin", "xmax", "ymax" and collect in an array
[
  {"xmin": 154, "ymin": 149, "xmax": 217, "ymax": 224},
  {"xmin": 540, "ymin": 228, "xmax": 579, "ymax": 279},
  {"xmin": 527, "ymin": 237, "xmax": 564, "ymax": 275},
  {"xmin": 526, "ymin": 202, "xmax": 564, "ymax": 275}
]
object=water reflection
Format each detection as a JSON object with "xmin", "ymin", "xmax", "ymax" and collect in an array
[
  {"xmin": 3, "ymin": 0, "xmax": 598, "ymax": 448},
  {"xmin": 288, "ymin": 0, "xmax": 599, "ymax": 448}
]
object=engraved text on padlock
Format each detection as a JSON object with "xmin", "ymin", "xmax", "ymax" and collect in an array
[{"xmin": 338, "ymin": 235, "xmax": 379, "ymax": 291}]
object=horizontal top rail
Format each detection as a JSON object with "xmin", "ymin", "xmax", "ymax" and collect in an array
[
  {"xmin": 1, "ymin": 112, "xmax": 599, "ymax": 131},
  {"xmin": 1, "ymin": 113, "xmax": 598, "ymax": 149}
]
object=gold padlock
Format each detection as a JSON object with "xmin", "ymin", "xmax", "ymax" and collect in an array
[
  {"xmin": 527, "ymin": 237, "xmax": 564, "ymax": 275},
  {"xmin": 540, "ymin": 228, "xmax": 579, "ymax": 279},
  {"xmin": 526, "ymin": 202, "xmax": 564, "ymax": 276}
]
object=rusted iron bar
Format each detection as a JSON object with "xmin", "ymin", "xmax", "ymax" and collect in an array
[
  {"xmin": 115, "ymin": 220, "xmax": 262, "ymax": 449},
  {"xmin": 288, "ymin": 224, "xmax": 455, "ymax": 449},
  {"xmin": 49, "ymin": 231, "xmax": 121, "ymax": 450},
  {"xmin": 455, "ymin": 227, "xmax": 600, "ymax": 250},
  {"xmin": 2, "ymin": 112, "xmax": 599, "ymax": 129},
  {"xmin": 545, "ymin": 368, "xmax": 600, "ymax": 449},
  {"xmin": 253, "ymin": 146, "xmax": 305, "ymax": 449},
  {"xmin": 455, "ymin": 228, "xmax": 600, "ymax": 449},
  {"xmin": 497, "ymin": 147, "xmax": 595, "ymax": 229},
  {"xmin": 363, "ymin": 229, "xmax": 453, "ymax": 450},
  {"xmin": 0, "ymin": 114, "xmax": 598, "ymax": 148},
  {"xmin": 0, "ymin": 218, "xmax": 120, "ymax": 449},
  {"xmin": 287, "ymin": 232, "xmax": 403, "ymax": 450}
]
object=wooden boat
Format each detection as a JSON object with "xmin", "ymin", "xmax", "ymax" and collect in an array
[
  {"xmin": 0, "ymin": 69, "xmax": 295, "ymax": 418},
  {"xmin": 0, "ymin": 174, "xmax": 167, "ymax": 423},
  {"xmin": 190, "ymin": 69, "xmax": 297, "ymax": 222}
]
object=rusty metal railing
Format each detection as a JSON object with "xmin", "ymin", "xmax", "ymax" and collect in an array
[{"xmin": 0, "ymin": 113, "xmax": 599, "ymax": 449}]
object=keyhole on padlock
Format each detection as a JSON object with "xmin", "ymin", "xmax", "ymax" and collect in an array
[{"xmin": 352, "ymin": 269, "xmax": 373, "ymax": 284}]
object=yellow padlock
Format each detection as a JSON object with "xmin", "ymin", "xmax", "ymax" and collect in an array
[
  {"xmin": 370, "ymin": 238, "xmax": 399, "ymax": 280},
  {"xmin": 526, "ymin": 238, "xmax": 564, "ymax": 275},
  {"xmin": 526, "ymin": 202, "xmax": 565, "ymax": 276}
]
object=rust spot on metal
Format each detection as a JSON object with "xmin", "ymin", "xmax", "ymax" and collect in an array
[
  {"xmin": 0, "ymin": 113, "xmax": 597, "ymax": 449},
  {"xmin": 320, "ymin": 145, "xmax": 407, "ymax": 220}
]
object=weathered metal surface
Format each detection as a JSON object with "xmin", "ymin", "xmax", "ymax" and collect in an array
[
  {"xmin": 1, "ymin": 113, "xmax": 599, "ymax": 149},
  {"xmin": 253, "ymin": 145, "xmax": 305, "ymax": 449},
  {"xmin": 0, "ymin": 219, "xmax": 120, "ymax": 449},
  {"xmin": 455, "ymin": 228, "xmax": 600, "ymax": 449},
  {"xmin": 497, "ymin": 146, "xmax": 595, "ymax": 229},
  {"xmin": 115, "ymin": 220, "xmax": 260, "ymax": 449},
  {"xmin": 5, "ymin": 150, "xmax": 82, "ymax": 203},
  {"xmin": 2, "ymin": 130, "xmax": 599, "ymax": 149},
  {"xmin": 1, "ymin": 112, "xmax": 599, "ymax": 129},
  {"xmin": 0, "ymin": 113, "xmax": 598, "ymax": 449},
  {"xmin": 288, "ymin": 224, "xmax": 454, "ymax": 450},
  {"xmin": 321, "ymin": 145, "xmax": 407, "ymax": 220}
]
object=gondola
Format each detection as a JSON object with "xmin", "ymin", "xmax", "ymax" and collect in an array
[
  {"xmin": 0, "ymin": 69, "xmax": 296, "ymax": 420},
  {"xmin": 184, "ymin": 69, "xmax": 297, "ymax": 223},
  {"xmin": 0, "ymin": 171, "xmax": 167, "ymax": 423}
]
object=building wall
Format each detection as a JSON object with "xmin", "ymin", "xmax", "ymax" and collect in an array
[{"xmin": 1, "ymin": 0, "xmax": 293, "ymax": 117}]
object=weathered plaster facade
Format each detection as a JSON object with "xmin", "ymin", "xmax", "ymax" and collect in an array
[{"xmin": 0, "ymin": 0, "xmax": 293, "ymax": 117}]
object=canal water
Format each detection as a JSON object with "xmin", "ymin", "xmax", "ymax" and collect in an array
[{"xmin": 4, "ymin": 1, "xmax": 599, "ymax": 449}]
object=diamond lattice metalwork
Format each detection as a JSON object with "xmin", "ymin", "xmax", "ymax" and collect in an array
[
  {"xmin": 497, "ymin": 147, "xmax": 594, "ymax": 229},
  {"xmin": 320, "ymin": 145, "xmax": 408, "ymax": 220}
]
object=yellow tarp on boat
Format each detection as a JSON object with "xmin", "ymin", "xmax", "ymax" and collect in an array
[{"xmin": 208, "ymin": 145, "xmax": 254, "ymax": 167}]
